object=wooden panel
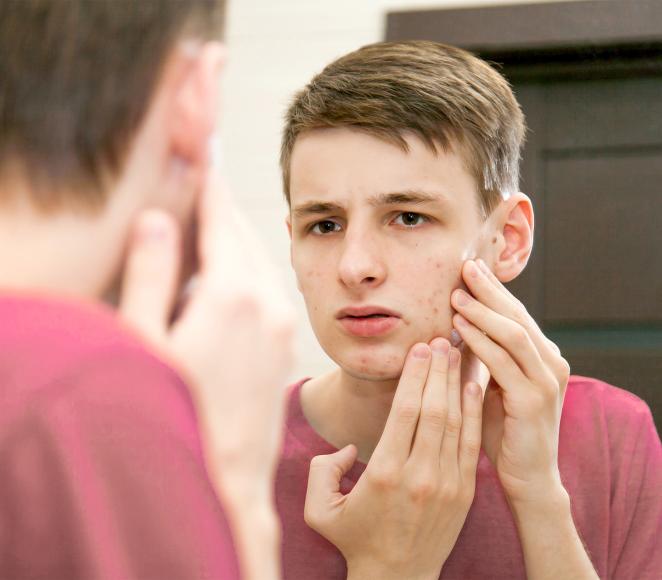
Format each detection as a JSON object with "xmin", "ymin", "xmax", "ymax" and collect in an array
[
  {"xmin": 386, "ymin": 0, "xmax": 662, "ymax": 52},
  {"xmin": 543, "ymin": 152, "xmax": 662, "ymax": 323},
  {"xmin": 544, "ymin": 79, "xmax": 662, "ymax": 151},
  {"xmin": 563, "ymin": 349, "xmax": 662, "ymax": 431}
]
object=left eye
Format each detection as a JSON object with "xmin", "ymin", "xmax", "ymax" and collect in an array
[{"xmin": 393, "ymin": 212, "xmax": 427, "ymax": 227}]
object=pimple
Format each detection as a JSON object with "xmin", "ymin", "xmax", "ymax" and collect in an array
[{"xmin": 433, "ymin": 307, "xmax": 439, "ymax": 314}]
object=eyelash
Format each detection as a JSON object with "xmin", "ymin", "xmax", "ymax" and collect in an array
[{"xmin": 308, "ymin": 212, "xmax": 430, "ymax": 235}]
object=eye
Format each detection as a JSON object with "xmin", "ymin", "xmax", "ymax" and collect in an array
[
  {"xmin": 310, "ymin": 220, "xmax": 342, "ymax": 235},
  {"xmin": 393, "ymin": 212, "xmax": 428, "ymax": 228}
]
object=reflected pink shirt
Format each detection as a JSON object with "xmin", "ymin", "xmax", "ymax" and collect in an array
[
  {"xmin": 276, "ymin": 376, "xmax": 662, "ymax": 579},
  {"xmin": 0, "ymin": 294, "xmax": 240, "ymax": 579}
]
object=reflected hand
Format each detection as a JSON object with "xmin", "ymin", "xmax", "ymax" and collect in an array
[
  {"xmin": 451, "ymin": 259, "xmax": 570, "ymax": 506},
  {"xmin": 304, "ymin": 339, "xmax": 483, "ymax": 580}
]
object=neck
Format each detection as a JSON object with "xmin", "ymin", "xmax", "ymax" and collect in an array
[
  {"xmin": 0, "ymin": 182, "xmax": 134, "ymax": 301},
  {"xmin": 301, "ymin": 346, "xmax": 490, "ymax": 464}
]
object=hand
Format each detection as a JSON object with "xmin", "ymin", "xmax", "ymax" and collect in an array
[
  {"xmin": 451, "ymin": 259, "xmax": 570, "ymax": 506},
  {"xmin": 304, "ymin": 339, "xmax": 483, "ymax": 580},
  {"xmin": 120, "ymin": 164, "xmax": 295, "ymax": 579}
]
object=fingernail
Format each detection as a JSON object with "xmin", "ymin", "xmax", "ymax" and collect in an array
[
  {"xmin": 431, "ymin": 338, "xmax": 449, "ymax": 355},
  {"xmin": 466, "ymin": 260, "xmax": 479, "ymax": 278},
  {"xmin": 413, "ymin": 344, "xmax": 431, "ymax": 359},
  {"xmin": 450, "ymin": 329, "xmax": 463, "ymax": 347},
  {"xmin": 477, "ymin": 259, "xmax": 490, "ymax": 274},
  {"xmin": 455, "ymin": 289, "xmax": 470, "ymax": 307},
  {"xmin": 138, "ymin": 213, "xmax": 170, "ymax": 244},
  {"xmin": 466, "ymin": 382, "xmax": 481, "ymax": 396}
]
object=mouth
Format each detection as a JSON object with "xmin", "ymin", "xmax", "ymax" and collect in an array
[{"xmin": 336, "ymin": 306, "xmax": 402, "ymax": 337}]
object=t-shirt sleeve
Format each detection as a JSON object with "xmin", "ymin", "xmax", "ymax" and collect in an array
[
  {"xmin": 607, "ymin": 402, "xmax": 662, "ymax": 580},
  {"xmin": 0, "ymin": 349, "xmax": 241, "ymax": 580}
]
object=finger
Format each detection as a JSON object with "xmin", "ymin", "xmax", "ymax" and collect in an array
[
  {"xmin": 372, "ymin": 343, "xmax": 431, "ymax": 465},
  {"xmin": 120, "ymin": 210, "xmax": 181, "ymax": 344},
  {"xmin": 304, "ymin": 445, "xmax": 358, "ymax": 530},
  {"xmin": 458, "ymin": 382, "xmax": 483, "ymax": 482},
  {"xmin": 453, "ymin": 313, "xmax": 530, "ymax": 395},
  {"xmin": 440, "ymin": 347, "xmax": 463, "ymax": 469},
  {"xmin": 451, "ymin": 289, "xmax": 549, "ymax": 384},
  {"xmin": 409, "ymin": 338, "xmax": 450, "ymax": 465},
  {"xmin": 464, "ymin": 259, "xmax": 560, "ymax": 367}
]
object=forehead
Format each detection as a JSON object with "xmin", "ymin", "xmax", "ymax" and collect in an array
[{"xmin": 289, "ymin": 127, "xmax": 480, "ymax": 213}]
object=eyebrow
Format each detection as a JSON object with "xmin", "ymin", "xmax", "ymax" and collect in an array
[{"xmin": 292, "ymin": 190, "xmax": 447, "ymax": 219}]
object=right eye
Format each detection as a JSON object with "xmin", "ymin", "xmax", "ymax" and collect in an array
[{"xmin": 310, "ymin": 220, "xmax": 342, "ymax": 235}]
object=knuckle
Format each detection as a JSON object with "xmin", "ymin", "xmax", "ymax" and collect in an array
[
  {"xmin": 420, "ymin": 404, "xmax": 448, "ymax": 430},
  {"xmin": 407, "ymin": 476, "xmax": 437, "ymax": 503},
  {"xmin": 461, "ymin": 436, "xmax": 482, "ymax": 459},
  {"xmin": 438, "ymin": 480, "xmax": 459, "ymax": 502},
  {"xmin": 557, "ymin": 357, "xmax": 571, "ymax": 382},
  {"xmin": 368, "ymin": 463, "xmax": 399, "ymax": 490},
  {"xmin": 444, "ymin": 412, "xmax": 463, "ymax": 437},
  {"xmin": 394, "ymin": 402, "xmax": 420, "ymax": 425},
  {"xmin": 510, "ymin": 325, "xmax": 529, "ymax": 347},
  {"xmin": 309, "ymin": 454, "xmax": 327, "ymax": 471}
]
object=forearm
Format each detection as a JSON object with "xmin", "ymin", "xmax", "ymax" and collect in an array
[{"xmin": 511, "ymin": 487, "xmax": 598, "ymax": 580}]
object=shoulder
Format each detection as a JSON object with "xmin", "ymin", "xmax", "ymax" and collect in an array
[
  {"xmin": 0, "ymin": 294, "xmax": 196, "ymax": 447},
  {"xmin": 564, "ymin": 375, "xmax": 653, "ymax": 426},
  {"xmin": 562, "ymin": 375, "xmax": 658, "ymax": 458}
]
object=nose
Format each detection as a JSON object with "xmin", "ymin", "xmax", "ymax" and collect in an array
[{"xmin": 337, "ymin": 228, "xmax": 386, "ymax": 290}]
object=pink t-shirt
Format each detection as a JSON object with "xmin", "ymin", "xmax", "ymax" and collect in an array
[
  {"xmin": 276, "ymin": 377, "xmax": 662, "ymax": 579},
  {"xmin": 0, "ymin": 294, "xmax": 240, "ymax": 579}
]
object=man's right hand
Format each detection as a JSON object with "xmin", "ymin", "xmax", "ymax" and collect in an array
[
  {"xmin": 304, "ymin": 339, "xmax": 484, "ymax": 580},
  {"xmin": 119, "ymin": 163, "xmax": 296, "ymax": 580}
]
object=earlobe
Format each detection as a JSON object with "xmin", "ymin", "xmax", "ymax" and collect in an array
[{"xmin": 492, "ymin": 193, "xmax": 534, "ymax": 283}]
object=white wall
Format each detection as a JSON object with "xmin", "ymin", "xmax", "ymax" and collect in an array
[{"xmin": 220, "ymin": 0, "xmax": 592, "ymax": 381}]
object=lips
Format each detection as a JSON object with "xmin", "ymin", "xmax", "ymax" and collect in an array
[{"xmin": 336, "ymin": 305, "xmax": 401, "ymax": 337}]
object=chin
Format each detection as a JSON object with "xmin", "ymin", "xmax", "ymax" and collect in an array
[{"xmin": 322, "ymin": 338, "xmax": 409, "ymax": 381}]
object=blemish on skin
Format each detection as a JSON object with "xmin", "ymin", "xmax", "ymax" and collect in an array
[
  {"xmin": 433, "ymin": 307, "xmax": 439, "ymax": 314},
  {"xmin": 492, "ymin": 237, "xmax": 497, "ymax": 244}
]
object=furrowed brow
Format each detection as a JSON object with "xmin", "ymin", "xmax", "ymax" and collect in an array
[
  {"xmin": 292, "ymin": 201, "xmax": 345, "ymax": 219},
  {"xmin": 368, "ymin": 190, "xmax": 446, "ymax": 207}
]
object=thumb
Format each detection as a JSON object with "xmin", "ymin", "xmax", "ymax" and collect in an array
[
  {"xmin": 120, "ymin": 210, "xmax": 181, "ymax": 345},
  {"xmin": 304, "ymin": 444, "xmax": 358, "ymax": 530}
]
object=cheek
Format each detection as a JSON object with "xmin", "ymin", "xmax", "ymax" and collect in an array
[{"xmin": 411, "ymin": 256, "xmax": 465, "ymax": 328}]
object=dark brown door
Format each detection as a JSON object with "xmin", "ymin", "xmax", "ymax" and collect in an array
[{"xmin": 508, "ymin": 76, "xmax": 662, "ymax": 429}]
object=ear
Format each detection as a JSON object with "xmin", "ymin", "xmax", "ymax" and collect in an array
[
  {"xmin": 169, "ymin": 41, "xmax": 226, "ymax": 168},
  {"xmin": 491, "ymin": 192, "xmax": 534, "ymax": 283}
]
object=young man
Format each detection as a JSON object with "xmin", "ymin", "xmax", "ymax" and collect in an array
[
  {"xmin": 276, "ymin": 41, "xmax": 662, "ymax": 579},
  {"xmin": 0, "ymin": 2, "xmax": 293, "ymax": 579}
]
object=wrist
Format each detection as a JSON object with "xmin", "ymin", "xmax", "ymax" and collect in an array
[
  {"xmin": 508, "ymin": 481, "xmax": 570, "ymax": 521},
  {"xmin": 346, "ymin": 558, "xmax": 440, "ymax": 580}
]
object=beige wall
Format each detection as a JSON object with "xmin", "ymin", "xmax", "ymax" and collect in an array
[{"xmin": 220, "ymin": 0, "xmax": 593, "ymax": 381}]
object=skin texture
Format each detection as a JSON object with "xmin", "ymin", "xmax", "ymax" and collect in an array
[
  {"xmin": 289, "ymin": 128, "xmax": 492, "ymax": 383},
  {"xmin": 288, "ymin": 127, "xmax": 598, "ymax": 578}
]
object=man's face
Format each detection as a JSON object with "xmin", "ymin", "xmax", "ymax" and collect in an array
[{"xmin": 288, "ymin": 128, "xmax": 494, "ymax": 381}]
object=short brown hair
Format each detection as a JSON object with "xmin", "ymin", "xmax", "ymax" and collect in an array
[
  {"xmin": 281, "ymin": 41, "xmax": 525, "ymax": 217},
  {"xmin": 0, "ymin": 0, "xmax": 225, "ymax": 210}
]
